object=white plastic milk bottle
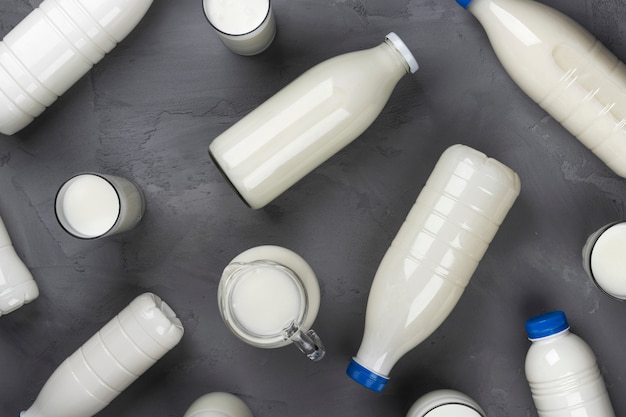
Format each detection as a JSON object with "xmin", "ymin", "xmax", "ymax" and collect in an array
[
  {"xmin": 456, "ymin": 0, "xmax": 626, "ymax": 178},
  {"xmin": 347, "ymin": 144, "xmax": 520, "ymax": 391},
  {"xmin": 20, "ymin": 293, "xmax": 184, "ymax": 417},
  {"xmin": 525, "ymin": 310, "xmax": 616, "ymax": 417},
  {"xmin": 209, "ymin": 32, "xmax": 419, "ymax": 209},
  {"xmin": 183, "ymin": 392, "xmax": 253, "ymax": 417},
  {"xmin": 0, "ymin": 213, "xmax": 39, "ymax": 316},
  {"xmin": 0, "ymin": 0, "xmax": 154, "ymax": 135}
]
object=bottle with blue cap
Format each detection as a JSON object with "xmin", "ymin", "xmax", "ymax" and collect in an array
[
  {"xmin": 525, "ymin": 310, "xmax": 616, "ymax": 417},
  {"xmin": 455, "ymin": 0, "xmax": 626, "ymax": 178},
  {"xmin": 346, "ymin": 144, "xmax": 521, "ymax": 391}
]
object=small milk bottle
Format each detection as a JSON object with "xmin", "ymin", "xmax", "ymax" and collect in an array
[
  {"xmin": 0, "ymin": 213, "xmax": 38, "ymax": 316},
  {"xmin": 183, "ymin": 392, "xmax": 253, "ymax": 417},
  {"xmin": 0, "ymin": 0, "xmax": 154, "ymax": 135},
  {"xmin": 525, "ymin": 310, "xmax": 616, "ymax": 417},
  {"xmin": 19, "ymin": 293, "xmax": 184, "ymax": 417},
  {"xmin": 455, "ymin": 0, "xmax": 626, "ymax": 178},
  {"xmin": 209, "ymin": 32, "xmax": 419, "ymax": 209},
  {"xmin": 347, "ymin": 144, "xmax": 520, "ymax": 391}
]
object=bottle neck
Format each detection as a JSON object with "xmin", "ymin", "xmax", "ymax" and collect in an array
[
  {"xmin": 382, "ymin": 39, "xmax": 413, "ymax": 75},
  {"xmin": 530, "ymin": 328, "xmax": 570, "ymax": 344}
]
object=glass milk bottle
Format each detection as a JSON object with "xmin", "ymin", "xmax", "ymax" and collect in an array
[
  {"xmin": 0, "ymin": 213, "xmax": 38, "ymax": 316},
  {"xmin": 209, "ymin": 32, "xmax": 419, "ymax": 209},
  {"xmin": 525, "ymin": 310, "xmax": 616, "ymax": 417},
  {"xmin": 455, "ymin": 0, "xmax": 626, "ymax": 178},
  {"xmin": 20, "ymin": 293, "xmax": 184, "ymax": 417},
  {"xmin": 183, "ymin": 392, "xmax": 253, "ymax": 417},
  {"xmin": 347, "ymin": 144, "xmax": 520, "ymax": 391},
  {"xmin": 0, "ymin": 0, "xmax": 154, "ymax": 135}
]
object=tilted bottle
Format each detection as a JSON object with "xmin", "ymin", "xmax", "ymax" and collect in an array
[
  {"xmin": 525, "ymin": 310, "xmax": 616, "ymax": 417},
  {"xmin": 0, "ymin": 213, "xmax": 38, "ymax": 316},
  {"xmin": 20, "ymin": 293, "xmax": 184, "ymax": 417},
  {"xmin": 456, "ymin": 0, "xmax": 626, "ymax": 178},
  {"xmin": 183, "ymin": 392, "xmax": 253, "ymax": 417},
  {"xmin": 209, "ymin": 32, "xmax": 419, "ymax": 209},
  {"xmin": 347, "ymin": 144, "xmax": 520, "ymax": 391},
  {"xmin": 0, "ymin": 0, "xmax": 154, "ymax": 135}
]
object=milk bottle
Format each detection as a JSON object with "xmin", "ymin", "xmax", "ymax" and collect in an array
[
  {"xmin": 582, "ymin": 221, "xmax": 626, "ymax": 300},
  {"xmin": 20, "ymin": 293, "xmax": 184, "ymax": 417},
  {"xmin": 347, "ymin": 144, "xmax": 520, "ymax": 391},
  {"xmin": 209, "ymin": 32, "xmax": 418, "ymax": 209},
  {"xmin": 183, "ymin": 392, "xmax": 253, "ymax": 417},
  {"xmin": 0, "ymin": 0, "xmax": 154, "ymax": 135},
  {"xmin": 407, "ymin": 389, "xmax": 485, "ymax": 417},
  {"xmin": 0, "ymin": 213, "xmax": 38, "ymax": 316},
  {"xmin": 456, "ymin": 0, "xmax": 626, "ymax": 178},
  {"xmin": 525, "ymin": 310, "xmax": 615, "ymax": 417}
]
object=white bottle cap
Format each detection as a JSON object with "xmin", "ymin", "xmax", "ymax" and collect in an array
[{"xmin": 385, "ymin": 32, "xmax": 419, "ymax": 73}]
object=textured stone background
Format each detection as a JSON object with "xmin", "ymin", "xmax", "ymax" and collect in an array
[{"xmin": 0, "ymin": 0, "xmax": 625, "ymax": 416}]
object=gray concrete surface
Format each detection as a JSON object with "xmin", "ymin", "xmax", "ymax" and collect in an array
[{"xmin": 1, "ymin": 0, "xmax": 626, "ymax": 416}]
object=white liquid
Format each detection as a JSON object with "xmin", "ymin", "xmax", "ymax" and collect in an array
[
  {"xmin": 202, "ymin": 0, "xmax": 275, "ymax": 56},
  {"xmin": 231, "ymin": 264, "xmax": 302, "ymax": 336},
  {"xmin": 526, "ymin": 329, "xmax": 615, "ymax": 417},
  {"xmin": 464, "ymin": 0, "xmax": 626, "ymax": 178},
  {"xmin": 0, "ymin": 0, "xmax": 154, "ymax": 135},
  {"xmin": 218, "ymin": 245, "xmax": 320, "ymax": 348},
  {"xmin": 353, "ymin": 145, "xmax": 520, "ymax": 378},
  {"xmin": 21, "ymin": 293, "xmax": 184, "ymax": 417},
  {"xmin": 589, "ymin": 222, "xmax": 626, "ymax": 299},
  {"xmin": 59, "ymin": 174, "xmax": 120, "ymax": 238},
  {"xmin": 424, "ymin": 406, "xmax": 482, "ymax": 417},
  {"xmin": 0, "ymin": 215, "xmax": 39, "ymax": 316},
  {"xmin": 209, "ymin": 33, "xmax": 417, "ymax": 208},
  {"xmin": 183, "ymin": 392, "xmax": 253, "ymax": 417}
]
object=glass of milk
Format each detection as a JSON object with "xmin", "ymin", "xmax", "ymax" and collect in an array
[
  {"xmin": 217, "ymin": 245, "xmax": 325, "ymax": 361},
  {"xmin": 55, "ymin": 173, "xmax": 145, "ymax": 239},
  {"xmin": 582, "ymin": 221, "xmax": 626, "ymax": 300},
  {"xmin": 202, "ymin": 0, "xmax": 276, "ymax": 56}
]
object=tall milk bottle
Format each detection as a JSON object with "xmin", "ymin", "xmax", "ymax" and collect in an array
[
  {"xmin": 209, "ymin": 32, "xmax": 419, "ymax": 209},
  {"xmin": 456, "ymin": 0, "xmax": 626, "ymax": 178},
  {"xmin": 347, "ymin": 144, "xmax": 520, "ymax": 391},
  {"xmin": 20, "ymin": 293, "xmax": 184, "ymax": 417},
  {"xmin": 0, "ymin": 0, "xmax": 154, "ymax": 135},
  {"xmin": 525, "ymin": 310, "xmax": 616, "ymax": 417},
  {"xmin": 0, "ymin": 213, "xmax": 39, "ymax": 316}
]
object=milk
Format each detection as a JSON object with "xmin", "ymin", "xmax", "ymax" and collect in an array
[
  {"xmin": 55, "ymin": 173, "xmax": 145, "ymax": 239},
  {"xmin": 583, "ymin": 221, "xmax": 626, "ymax": 300},
  {"xmin": 0, "ymin": 0, "xmax": 153, "ymax": 135},
  {"xmin": 218, "ymin": 245, "xmax": 325, "ymax": 360},
  {"xmin": 407, "ymin": 390, "xmax": 485, "ymax": 417},
  {"xmin": 0, "ymin": 214, "xmax": 39, "ymax": 316},
  {"xmin": 209, "ymin": 32, "xmax": 418, "ymax": 209},
  {"xmin": 347, "ymin": 145, "xmax": 520, "ymax": 391},
  {"xmin": 183, "ymin": 392, "xmax": 253, "ymax": 417},
  {"xmin": 20, "ymin": 293, "xmax": 184, "ymax": 417},
  {"xmin": 230, "ymin": 263, "xmax": 302, "ymax": 336},
  {"xmin": 525, "ymin": 310, "xmax": 615, "ymax": 417},
  {"xmin": 203, "ymin": 0, "xmax": 275, "ymax": 56},
  {"xmin": 457, "ymin": 0, "xmax": 626, "ymax": 178}
]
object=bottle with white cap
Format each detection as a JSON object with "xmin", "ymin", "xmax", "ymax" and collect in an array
[
  {"xmin": 455, "ymin": 0, "xmax": 626, "ymax": 178},
  {"xmin": 407, "ymin": 389, "xmax": 485, "ymax": 417},
  {"xmin": 347, "ymin": 144, "xmax": 520, "ymax": 391},
  {"xmin": 19, "ymin": 293, "xmax": 184, "ymax": 417},
  {"xmin": 0, "ymin": 213, "xmax": 38, "ymax": 316},
  {"xmin": 0, "ymin": 0, "xmax": 154, "ymax": 135},
  {"xmin": 183, "ymin": 392, "xmax": 253, "ymax": 417},
  {"xmin": 525, "ymin": 310, "xmax": 616, "ymax": 417},
  {"xmin": 209, "ymin": 32, "xmax": 419, "ymax": 209}
]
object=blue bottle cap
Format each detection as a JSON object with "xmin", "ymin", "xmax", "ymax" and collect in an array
[
  {"xmin": 525, "ymin": 310, "xmax": 570, "ymax": 340},
  {"xmin": 456, "ymin": 0, "xmax": 474, "ymax": 9},
  {"xmin": 346, "ymin": 358, "xmax": 389, "ymax": 392}
]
